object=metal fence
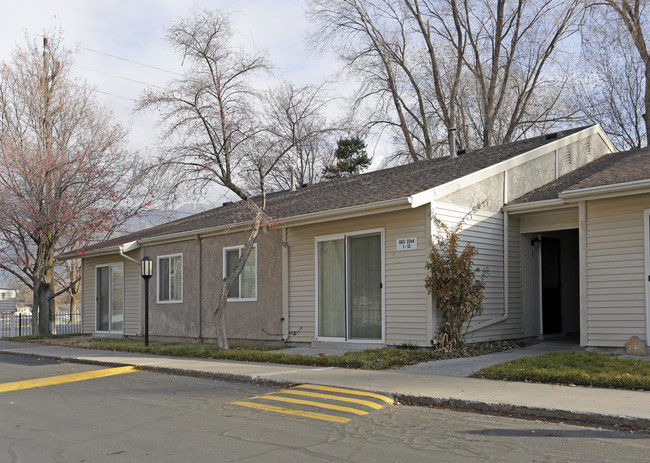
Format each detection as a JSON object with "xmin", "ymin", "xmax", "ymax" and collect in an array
[{"xmin": 0, "ymin": 311, "xmax": 82, "ymax": 338}]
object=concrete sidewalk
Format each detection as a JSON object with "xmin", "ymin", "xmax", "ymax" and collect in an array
[{"xmin": 1, "ymin": 340, "xmax": 648, "ymax": 430}]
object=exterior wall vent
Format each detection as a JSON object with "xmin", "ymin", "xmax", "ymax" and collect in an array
[{"xmin": 563, "ymin": 151, "xmax": 572, "ymax": 165}]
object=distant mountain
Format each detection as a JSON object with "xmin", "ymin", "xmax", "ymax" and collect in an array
[{"xmin": 115, "ymin": 203, "xmax": 209, "ymax": 236}]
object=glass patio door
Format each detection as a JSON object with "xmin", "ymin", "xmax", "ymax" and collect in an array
[
  {"xmin": 317, "ymin": 231, "xmax": 383, "ymax": 340},
  {"xmin": 96, "ymin": 264, "xmax": 124, "ymax": 333}
]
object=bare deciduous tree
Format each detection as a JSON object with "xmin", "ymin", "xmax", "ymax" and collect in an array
[
  {"xmin": 265, "ymin": 82, "xmax": 340, "ymax": 189},
  {"xmin": 138, "ymin": 9, "xmax": 328, "ymax": 349},
  {"xmin": 586, "ymin": 0, "xmax": 650, "ymax": 147},
  {"xmin": 308, "ymin": 0, "xmax": 581, "ymax": 161},
  {"xmin": 457, "ymin": 0, "xmax": 582, "ymax": 146},
  {"xmin": 0, "ymin": 31, "xmax": 152, "ymax": 334}
]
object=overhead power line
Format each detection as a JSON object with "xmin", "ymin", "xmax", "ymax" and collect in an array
[
  {"xmin": 73, "ymin": 64, "xmax": 166, "ymax": 89},
  {"xmin": 91, "ymin": 88, "xmax": 136, "ymax": 102},
  {"xmin": 81, "ymin": 46, "xmax": 182, "ymax": 76}
]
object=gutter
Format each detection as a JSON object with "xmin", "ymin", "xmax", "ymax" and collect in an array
[
  {"xmin": 67, "ymin": 197, "xmax": 413, "ymax": 258},
  {"xmin": 503, "ymin": 198, "xmax": 569, "ymax": 214},
  {"xmin": 559, "ymin": 179, "xmax": 650, "ymax": 202}
]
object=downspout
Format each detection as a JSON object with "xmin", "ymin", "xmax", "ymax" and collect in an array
[
  {"xmin": 196, "ymin": 234, "xmax": 203, "ymax": 341},
  {"xmin": 281, "ymin": 228, "xmax": 289, "ymax": 341},
  {"xmin": 262, "ymin": 227, "xmax": 290, "ymax": 341},
  {"xmin": 119, "ymin": 245, "xmax": 140, "ymax": 265}
]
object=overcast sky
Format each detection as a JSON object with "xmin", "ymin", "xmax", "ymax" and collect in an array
[{"xmin": 0, "ymin": 1, "xmax": 337, "ymax": 165}]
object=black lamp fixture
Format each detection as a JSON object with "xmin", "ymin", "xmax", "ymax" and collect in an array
[
  {"xmin": 140, "ymin": 257, "xmax": 153, "ymax": 346},
  {"xmin": 531, "ymin": 237, "xmax": 541, "ymax": 248}
]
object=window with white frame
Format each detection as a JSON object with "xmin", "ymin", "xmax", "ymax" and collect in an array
[
  {"xmin": 224, "ymin": 244, "xmax": 257, "ymax": 301},
  {"xmin": 157, "ymin": 254, "xmax": 183, "ymax": 303}
]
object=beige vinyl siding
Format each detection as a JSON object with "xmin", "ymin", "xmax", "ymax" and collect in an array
[
  {"xmin": 585, "ymin": 195, "xmax": 649, "ymax": 347},
  {"xmin": 432, "ymin": 202, "xmax": 521, "ymax": 341},
  {"xmin": 81, "ymin": 254, "xmax": 141, "ymax": 336},
  {"xmin": 506, "ymin": 214, "xmax": 524, "ymax": 339},
  {"xmin": 520, "ymin": 208, "xmax": 578, "ymax": 233},
  {"xmin": 287, "ymin": 206, "xmax": 429, "ymax": 345}
]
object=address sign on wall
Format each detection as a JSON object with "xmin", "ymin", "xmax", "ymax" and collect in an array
[{"xmin": 396, "ymin": 237, "xmax": 418, "ymax": 251}]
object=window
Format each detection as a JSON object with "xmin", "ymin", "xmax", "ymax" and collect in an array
[
  {"xmin": 224, "ymin": 245, "xmax": 257, "ymax": 301},
  {"xmin": 157, "ymin": 254, "xmax": 183, "ymax": 303}
]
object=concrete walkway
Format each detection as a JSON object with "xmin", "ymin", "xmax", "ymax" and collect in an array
[
  {"xmin": 1, "ymin": 340, "xmax": 648, "ymax": 431},
  {"xmin": 399, "ymin": 340, "xmax": 583, "ymax": 377}
]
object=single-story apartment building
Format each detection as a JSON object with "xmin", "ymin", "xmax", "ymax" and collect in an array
[{"xmin": 63, "ymin": 124, "xmax": 649, "ymax": 348}]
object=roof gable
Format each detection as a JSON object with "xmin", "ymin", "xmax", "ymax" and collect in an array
[{"xmin": 510, "ymin": 146, "xmax": 650, "ymax": 205}]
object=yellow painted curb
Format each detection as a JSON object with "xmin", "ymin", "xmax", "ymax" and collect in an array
[{"xmin": 0, "ymin": 366, "xmax": 137, "ymax": 393}]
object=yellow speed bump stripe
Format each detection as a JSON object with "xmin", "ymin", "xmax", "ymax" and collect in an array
[
  {"xmin": 231, "ymin": 401, "xmax": 351, "ymax": 423},
  {"xmin": 274, "ymin": 389, "xmax": 384, "ymax": 410},
  {"xmin": 295, "ymin": 384, "xmax": 394, "ymax": 404},
  {"xmin": 251, "ymin": 394, "xmax": 369, "ymax": 415},
  {"xmin": 0, "ymin": 366, "xmax": 137, "ymax": 393}
]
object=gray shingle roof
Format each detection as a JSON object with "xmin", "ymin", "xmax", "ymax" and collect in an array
[
  {"xmin": 83, "ymin": 126, "xmax": 591, "ymax": 253},
  {"xmin": 510, "ymin": 146, "xmax": 650, "ymax": 204}
]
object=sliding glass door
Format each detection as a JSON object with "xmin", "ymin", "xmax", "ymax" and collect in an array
[
  {"xmin": 96, "ymin": 263, "xmax": 124, "ymax": 333},
  {"xmin": 317, "ymin": 231, "xmax": 383, "ymax": 341}
]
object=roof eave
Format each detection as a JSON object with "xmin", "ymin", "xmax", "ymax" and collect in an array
[
  {"xmin": 503, "ymin": 198, "xmax": 568, "ymax": 214},
  {"xmin": 70, "ymin": 197, "xmax": 413, "ymax": 258},
  {"xmin": 559, "ymin": 179, "xmax": 650, "ymax": 202}
]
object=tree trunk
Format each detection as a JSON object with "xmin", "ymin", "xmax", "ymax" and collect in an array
[
  {"xmin": 38, "ymin": 282, "xmax": 53, "ymax": 335},
  {"xmin": 70, "ymin": 295, "xmax": 79, "ymax": 322},
  {"xmin": 213, "ymin": 287, "xmax": 230, "ymax": 350},
  {"xmin": 31, "ymin": 281, "xmax": 40, "ymax": 336},
  {"xmin": 212, "ymin": 204, "xmax": 263, "ymax": 349}
]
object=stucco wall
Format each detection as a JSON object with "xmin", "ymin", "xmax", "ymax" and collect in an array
[
  {"xmin": 142, "ymin": 239, "xmax": 200, "ymax": 339},
  {"xmin": 199, "ymin": 229, "xmax": 283, "ymax": 342},
  {"xmin": 441, "ymin": 131, "xmax": 612, "ymax": 212},
  {"xmin": 81, "ymin": 228, "xmax": 283, "ymax": 342}
]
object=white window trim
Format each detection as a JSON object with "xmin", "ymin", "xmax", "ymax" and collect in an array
[
  {"xmin": 156, "ymin": 253, "xmax": 183, "ymax": 304},
  {"xmin": 314, "ymin": 228, "xmax": 385, "ymax": 343},
  {"xmin": 94, "ymin": 262, "xmax": 125, "ymax": 335},
  {"xmin": 223, "ymin": 244, "xmax": 258, "ymax": 302}
]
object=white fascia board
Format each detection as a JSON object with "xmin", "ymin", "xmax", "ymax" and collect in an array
[
  {"xmin": 408, "ymin": 125, "xmax": 607, "ymax": 209},
  {"xmin": 559, "ymin": 179, "xmax": 650, "ymax": 202},
  {"xmin": 502, "ymin": 198, "xmax": 568, "ymax": 214},
  {"xmin": 120, "ymin": 241, "xmax": 141, "ymax": 253}
]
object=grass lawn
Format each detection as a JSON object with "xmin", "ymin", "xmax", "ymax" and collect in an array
[
  {"xmin": 471, "ymin": 351, "xmax": 650, "ymax": 391},
  {"xmin": 12, "ymin": 336, "xmax": 520, "ymax": 370}
]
